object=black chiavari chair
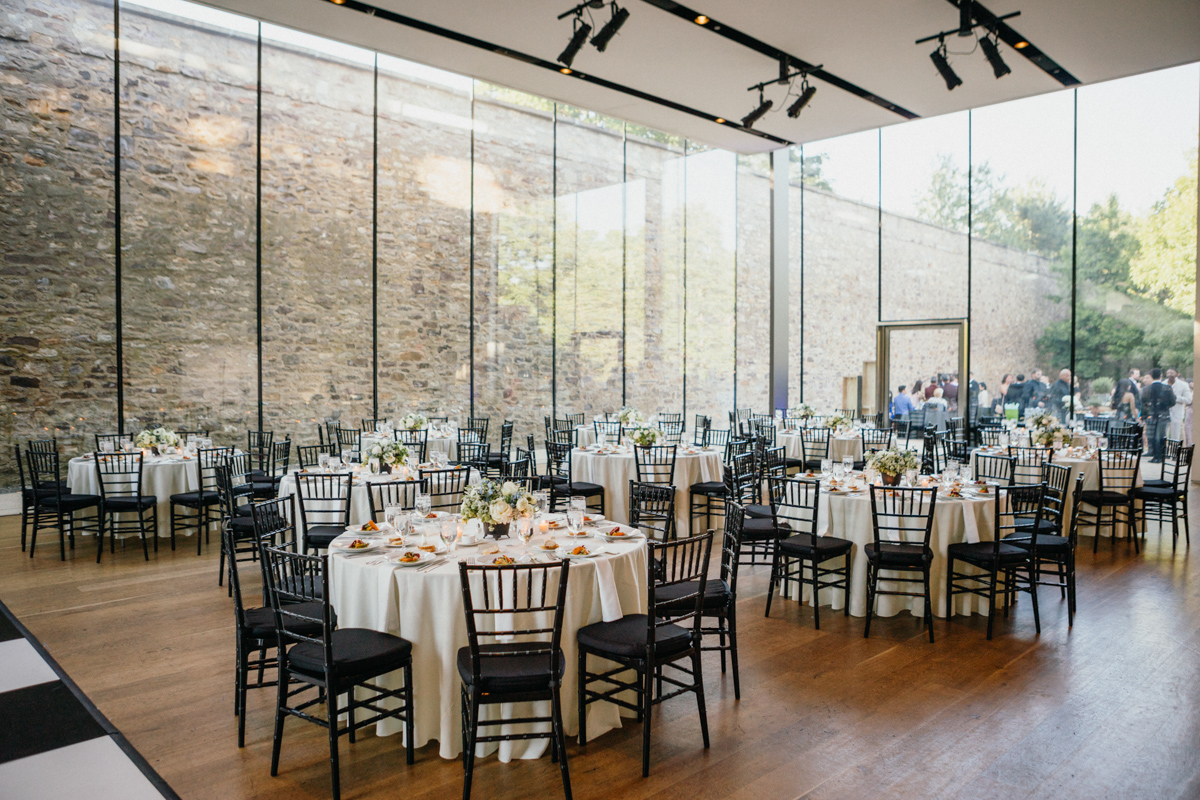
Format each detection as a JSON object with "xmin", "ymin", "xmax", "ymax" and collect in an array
[
  {"xmin": 171, "ymin": 445, "xmax": 230, "ymax": 554},
  {"xmin": 801, "ymin": 427, "xmax": 831, "ymax": 471},
  {"xmin": 692, "ymin": 415, "xmax": 711, "ymax": 447},
  {"xmin": 864, "ymin": 486, "xmax": 937, "ymax": 642},
  {"xmin": 1006, "ymin": 473, "xmax": 1082, "ymax": 626},
  {"xmin": 546, "ymin": 441, "xmax": 604, "ymax": 515},
  {"xmin": 294, "ymin": 472, "xmax": 353, "ymax": 553},
  {"xmin": 1133, "ymin": 443, "xmax": 1193, "ymax": 550},
  {"xmin": 360, "ymin": 417, "xmax": 387, "ymax": 433},
  {"xmin": 333, "ymin": 427, "xmax": 361, "ymax": 462},
  {"xmin": 1008, "ymin": 446, "xmax": 1053, "ymax": 485},
  {"xmin": 26, "ymin": 448, "xmax": 101, "ymax": 561},
  {"xmin": 973, "ymin": 453, "xmax": 1016, "ymax": 486},
  {"xmin": 253, "ymin": 438, "xmax": 292, "ymax": 500},
  {"xmin": 660, "ymin": 420, "xmax": 685, "ymax": 446},
  {"xmin": 295, "ymin": 444, "xmax": 327, "ymax": 471},
  {"xmin": 593, "ymin": 419, "xmax": 621, "ymax": 443},
  {"xmin": 1081, "ymin": 448, "xmax": 1142, "ymax": 553},
  {"xmin": 366, "ymin": 480, "xmax": 426, "ymax": 522},
  {"xmin": 394, "ymin": 428, "xmax": 429, "ymax": 463},
  {"xmin": 419, "ymin": 466, "xmax": 470, "ymax": 513},
  {"xmin": 95, "ymin": 432, "xmax": 132, "ymax": 452},
  {"xmin": 94, "ymin": 451, "xmax": 157, "ymax": 561},
  {"xmin": 247, "ymin": 430, "xmax": 274, "ymax": 477},
  {"xmin": 634, "ymin": 444, "xmax": 677, "ymax": 486}
]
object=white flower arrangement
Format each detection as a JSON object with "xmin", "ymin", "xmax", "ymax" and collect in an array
[
  {"xmin": 630, "ymin": 426, "xmax": 663, "ymax": 447},
  {"xmin": 399, "ymin": 412, "xmax": 427, "ymax": 431},
  {"xmin": 1028, "ymin": 411, "xmax": 1058, "ymax": 432},
  {"xmin": 460, "ymin": 479, "xmax": 535, "ymax": 526},
  {"xmin": 1031, "ymin": 425, "xmax": 1064, "ymax": 447},
  {"xmin": 866, "ymin": 447, "xmax": 920, "ymax": 477},
  {"xmin": 617, "ymin": 406, "xmax": 643, "ymax": 426},
  {"xmin": 1062, "ymin": 394, "xmax": 1083, "ymax": 415},
  {"xmin": 826, "ymin": 414, "xmax": 851, "ymax": 433},
  {"xmin": 789, "ymin": 404, "xmax": 815, "ymax": 420},
  {"xmin": 365, "ymin": 440, "xmax": 409, "ymax": 467},
  {"xmin": 135, "ymin": 427, "xmax": 178, "ymax": 450}
]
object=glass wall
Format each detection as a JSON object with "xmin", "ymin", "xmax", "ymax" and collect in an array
[
  {"xmin": 119, "ymin": 1, "xmax": 257, "ymax": 444},
  {"xmin": 259, "ymin": 27, "xmax": 375, "ymax": 433},
  {"xmin": 795, "ymin": 131, "xmax": 881, "ymax": 414},
  {"xmin": 736, "ymin": 154, "xmax": 772, "ymax": 416},
  {"xmin": 554, "ymin": 108, "xmax": 625, "ymax": 418},
  {"xmin": 472, "ymin": 84, "xmax": 554, "ymax": 436},
  {"xmin": 624, "ymin": 126, "xmax": 685, "ymax": 420},
  {"xmin": 377, "ymin": 56, "xmax": 472, "ymax": 423},
  {"xmin": 0, "ymin": 0, "xmax": 117, "ymax": 490},
  {"xmin": 685, "ymin": 147, "xmax": 737, "ymax": 424},
  {"xmin": 1076, "ymin": 65, "xmax": 1199, "ymax": 417},
  {"xmin": 970, "ymin": 91, "xmax": 1073, "ymax": 420}
]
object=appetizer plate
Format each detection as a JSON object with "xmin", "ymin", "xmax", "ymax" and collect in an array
[
  {"xmin": 558, "ymin": 544, "xmax": 607, "ymax": 559},
  {"xmin": 347, "ymin": 522, "xmax": 391, "ymax": 534},
  {"xmin": 331, "ymin": 540, "xmax": 379, "ymax": 553},
  {"xmin": 601, "ymin": 529, "xmax": 642, "ymax": 541},
  {"xmin": 388, "ymin": 550, "xmax": 435, "ymax": 567}
]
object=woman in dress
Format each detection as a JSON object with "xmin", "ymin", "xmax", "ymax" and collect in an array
[{"xmin": 1116, "ymin": 381, "xmax": 1140, "ymax": 423}]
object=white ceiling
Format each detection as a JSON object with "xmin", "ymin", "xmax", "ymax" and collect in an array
[{"xmin": 201, "ymin": 0, "xmax": 1200, "ymax": 152}]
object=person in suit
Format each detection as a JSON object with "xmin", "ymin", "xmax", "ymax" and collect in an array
[
  {"xmin": 1144, "ymin": 368, "xmax": 1176, "ymax": 463},
  {"xmin": 1025, "ymin": 369, "xmax": 1050, "ymax": 411},
  {"xmin": 1006, "ymin": 374, "xmax": 1027, "ymax": 419},
  {"xmin": 1048, "ymin": 368, "xmax": 1073, "ymax": 422}
]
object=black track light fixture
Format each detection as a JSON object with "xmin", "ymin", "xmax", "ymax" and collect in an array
[
  {"xmin": 930, "ymin": 39, "xmax": 962, "ymax": 91},
  {"xmin": 559, "ymin": 19, "xmax": 592, "ymax": 67},
  {"xmin": 979, "ymin": 33, "xmax": 1011, "ymax": 78},
  {"xmin": 591, "ymin": 3, "xmax": 629, "ymax": 52},
  {"xmin": 787, "ymin": 79, "xmax": 816, "ymax": 118},
  {"xmin": 742, "ymin": 90, "xmax": 773, "ymax": 129}
]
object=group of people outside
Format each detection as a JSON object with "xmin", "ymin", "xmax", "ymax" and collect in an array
[{"xmin": 890, "ymin": 365, "xmax": 1193, "ymax": 463}]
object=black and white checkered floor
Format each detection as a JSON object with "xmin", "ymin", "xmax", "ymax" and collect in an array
[{"xmin": 0, "ymin": 602, "xmax": 178, "ymax": 800}]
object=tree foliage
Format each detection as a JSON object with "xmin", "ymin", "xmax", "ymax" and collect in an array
[{"xmin": 1129, "ymin": 152, "xmax": 1198, "ymax": 314}]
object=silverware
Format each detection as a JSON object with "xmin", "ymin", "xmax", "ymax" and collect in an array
[{"xmin": 418, "ymin": 557, "xmax": 447, "ymax": 573}]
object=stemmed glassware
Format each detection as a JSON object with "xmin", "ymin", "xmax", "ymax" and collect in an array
[
  {"xmin": 566, "ymin": 507, "xmax": 584, "ymax": 537},
  {"xmin": 318, "ymin": 452, "xmax": 331, "ymax": 472},
  {"xmin": 903, "ymin": 468, "xmax": 918, "ymax": 487},
  {"xmin": 820, "ymin": 458, "xmax": 833, "ymax": 482},
  {"xmin": 517, "ymin": 516, "xmax": 534, "ymax": 551},
  {"xmin": 415, "ymin": 491, "xmax": 432, "ymax": 519},
  {"xmin": 842, "ymin": 456, "xmax": 854, "ymax": 475}
]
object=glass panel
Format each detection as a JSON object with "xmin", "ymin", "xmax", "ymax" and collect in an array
[
  {"xmin": 1076, "ymin": 66, "xmax": 1198, "ymax": 421},
  {"xmin": 259, "ymin": 27, "xmax": 375, "ymax": 435},
  {"xmin": 795, "ymin": 131, "xmax": 880, "ymax": 415},
  {"xmin": 685, "ymin": 148, "xmax": 736, "ymax": 425},
  {"xmin": 0, "ymin": 0, "xmax": 117, "ymax": 486},
  {"xmin": 376, "ymin": 56, "xmax": 472, "ymax": 425},
  {"xmin": 554, "ymin": 107, "xmax": 625, "ymax": 419},
  {"xmin": 119, "ymin": 0, "xmax": 257, "ymax": 444},
  {"xmin": 969, "ymin": 92, "xmax": 1074, "ymax": 423},
  {"xmin": 625, "ymin": 125, "xmax": 685, "ymax": 422},
  {"xmin": 736, "ymin": 153, "xmax": 771, "ymax": 414},
  {"xmin": 471, "ymin": 83, "xmax": 554, "ymax": 438},
  {"xmin": 886, "ymin": 326, "xmax": 960, "ymax": 423},
  {"xmin": 880, "ymin": 112, "xmax": 969, "ymax": 322}
]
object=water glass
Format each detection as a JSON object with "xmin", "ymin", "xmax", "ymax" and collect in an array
[
  {"xmin": 368, "ymin": 457, "xmax": 380, "ymax": 475},
  {"xmin": 570, "ymin": 496, "xmax": 586, "ymax": 514},
  {"xmin": 384, "ymin": 504, "xmax": 400, "ymax": 533},
  {"xmin": 842, "ymin": 456, "xmax": 854, "ymax": 475},
  {"xmin": 329, "ymin": 456, "xmax": 342, "ymax": 471},
  {"xmin": 442, "ymin": 516, "xmax": 458, "ymax": 554},
  {"xmin": 341, "ymin": 448, "xmax": 354, "ymax": 466},
  {"xmin": 100, "ymin": 440, "xmax": 114, "ymax": 454},
  {"xmin": 904, "ymin": 468, "xmax": 918, "ymax": 487},
  {"xmin": 566, "ymin": 508, "xmax": 584, "ymax": 536},
  {"xmin": 318, "ymin": 452, "xmax": 330, "ymax": 472},
  {"xmin": 832, "ymin": 463, "xmax": 845, "ymax": 483},
  {"xmin": 534, "ymin": 490, "xmax": 549, "ymax": 517},
  {"xmin": 415, "ymin": 492, "xmax": 432, "ymax": 518},
  {"xmin": 517, "ymin": 516, "xmax": 533, "ymax": 550},
  {"xmin": 820, "ymin": 458, "xmax": 833, "ymax": 481}
]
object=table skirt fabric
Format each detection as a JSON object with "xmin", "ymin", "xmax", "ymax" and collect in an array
[
  {"xmin": 67, "ymin": 455, "xmax": 198, "ymax": 539},
  {"xmin": 570, "ymin": 448, "xmax": 724, "ymax": 534}
]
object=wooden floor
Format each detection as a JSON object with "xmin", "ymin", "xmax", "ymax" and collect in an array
[{"xmin": 2, "ymin": 504, "xmax": 1198, "ymax": 800}]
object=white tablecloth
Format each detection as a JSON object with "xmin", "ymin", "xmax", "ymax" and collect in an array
[
  {"xmin": 362, "ymin": 433, "xmax": 457, "ymax": 462},
  {"xmin": 328, "ymin": 526, "xmax": 648, "ymax": 760},
  {"xmin": 782, "ymin": 485, "xmax": 999, "ymax": 618},
  {"xmin": 570, "ymin": 446, "xmax": 723, "ymax": 534},
  {"xmin": 779, "ymin": 432, "xmax": 863, "ymax": 464},
  {"xmin": 278, "ymin": 466, "xmax": 480, "ymax": 526},
  {"xmin": 67, "ymin": 454, "xmax": 197, "ymax": 538}
]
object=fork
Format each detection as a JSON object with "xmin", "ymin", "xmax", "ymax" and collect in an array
[{"xmin": 418, "ymin": 557, "xmax": 447, "ymax": 573}]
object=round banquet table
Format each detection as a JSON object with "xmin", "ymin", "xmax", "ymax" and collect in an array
[
  {"xmin": 570, "ymin": 445, "xmax": 723, "ymax": 533},
  {"xmin": 779, "ymin": 432, "xmax": 864, "ymax": 464},
  {"xmin": 327, "ymin": 521, "xmax": 648, "ymax": 760},
  {"xmin": 67, "ymin": 453, "xmax": 198, "ymax": 539},
  {"xmin": 574, "ymin": 425, "xmax": 596, "ymax": 448},
  {"xmin": 362, "ymin": 432, "xmax": 457, "ymax": 462},
  {"xmin": 277, "ymin": 465, "xmax": 480, "ymax": 526},
  {"xmin": 970, "ymin": 446, "xmax": 1139, "ymax": 538},
  {"xmin": 782, "ymin": 481, "xmax": 1001, "ymax": 618}
]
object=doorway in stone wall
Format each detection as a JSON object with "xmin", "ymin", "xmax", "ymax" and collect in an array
[{"xmin": 876, "ymin": 321, "xmax": 967, "ymax": 423}]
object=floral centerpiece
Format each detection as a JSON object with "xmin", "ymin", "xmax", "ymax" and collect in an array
[
  {"xmin": 866, "ymin": 447, "xmax": 921, "ymax": 485},
  {"xmin": 1028, "ymin": 411, "xmax": 1057, "ymax": 431},
  {"xmin": 460, "ymin": 479, "xmax": 535, "ymax": 538},
  {"xmin": 365, "ymin": 441, "xmax": 409, "ymax": 473},
  {"xmin": 134, "ymin": 427, "xmax": 178, "ymax": 454},
  {"xmin": 1031, "ymin": 423, "xmax": 1066, "ymax": 447},
  {"xmin": 825, "ymin": 414, "xmax": 851, "ymax": 434},
  {"xmin": 790, "ymin": 404, "xmax": 815, "ymax": 420},
  {"xmin": 630, "ymin": 426, "xmax": 663, "ymax": 447},
  {"xmin": 617, "ymin": 406, "xmax": 643, "ymax": 426},
  {"xmin": 1061, "ymin": 394, "xmax": 1083, "ymax": 421},
  {"xmin": 399, "ymin": 412, "xmax": 427, "ymax": 431}
]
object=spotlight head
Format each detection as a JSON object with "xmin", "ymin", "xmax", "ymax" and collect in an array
[
  {"xmin": 979, "ymin": 35, "xmax": 1011, "ymax": 78},
  {"xmin": 591, "ymin": 5, "xmax": 629, "ymax": 52},
  {"xmin": 787, "ymin": 84, "xmax": 816, "ymax": 118},
  {"xmin": 930, "ymin": 43, "xmax": 962, "ymax": 91},
  {"xmin": 958, "ymin": 0, "xmax": 974, "ymax": 35},
  {"xmin": 741, "ymin": 98, "xmax": 773, "ymax": 129},
  {"xmin": 558, "ymin": 21, "xmax": 592, "ymax": 67}
]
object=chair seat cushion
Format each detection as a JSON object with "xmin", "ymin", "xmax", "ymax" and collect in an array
[
  {"xmin": 456, "ymin": 641, "xmax": 565, "ymax": 694},
  {"xmin": 36, "ymin": 493, "xmax": 101, "ymax": 511},
  {"xmin": 288, "ymin": 628, "xmax": 412, "ymax": 680},
  {"xmin": 947, "ymin": 541, "xmax": 1029, "ymax": 567},
  {"xmin": 1014, "ymin": 516, "xmax": 1060, "ymax": 535},
  {"xmin": 784, "ymin": 458, "xmax": 806, "ymax": 470},
  {"xmin": 1001, "ymin": 532, "xmax": 1070, "ymax": 553},
  {"xmin": 744, "ymin": 503, "xmax": 772, "ymax": 519},
  {"xmin": 103, "ymin": 495, "xmax": 157, "ymax": 512},
  {"xmin": 230, "ymin": 515, "xmax": 256, "ymax": 534},
  {"xmin": 1141, "ymin": 478, "xmax": 1170, "ymax": 489},
  {"xmin": 485, "ymin": 453, "xmax": 506, "ymax": 464},
  {"xmin": 242, "ymin": 602, "xmax": 325, "ymax": 640},
  {"xmin": 234, "ymin": 503, "xmax": 254, "ymax": 517},
  {"xmin": 577, "ymin": 614, "xmax": 692, "ymax": 660},
  {"xmin": 741, "ymin": 517, "xmax": 784, "ymax": 541},
  {"xmin": 689, "ymin": 481, "xmax": 726, "ymax": 496},
  {"xmin": 304, "ymin": 525, "xmax": 345, "ymax": 549},
  {"xmin": 864, "ymin": 542, "xmax": 933, "ymax": 568},
  {"xmin": 170, "ymin": 490, "xmax": 220, "ymax": 507},
  {"xmin": 656, "ymin": 578, "xmax": 732, "ymax": 612},
  {"xmin": 1080, "ymin": 490, "xmax": 1133, "ymax": 505},
  {"xmin": 779, "ymin": 534, "xmax": 853, "ymax": 560},
  {"xmin": 1131, "ymin": 485, "xmax": 1181, "ymax": 500},
  {"xmin": 567, "ymin": 482, "xmax": 604, "ymax": 496}
]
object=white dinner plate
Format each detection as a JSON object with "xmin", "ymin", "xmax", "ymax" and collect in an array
[
  {"xmin": 388, "ymin": 550, "xmax": 436, "ymax": 567},
  {"xmin": 331, "ymin": 541, "xmax": 380, "ymax": 554},
  {"xmin": 558, "ymin": 544, "xmax": 607, "ymax": 559},
  {"xmin": 601, "ymin": 530, "xmax": 642, "ymax": 542},
  {"xmin": 347, "ymin": 522, "xmax": 392, "ymax": 534}
]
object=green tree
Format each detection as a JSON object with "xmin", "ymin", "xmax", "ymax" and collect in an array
[
  {"xmin": 1129, "ymin": 152, "xmax": 1198, "ymax": 314},
  {"xmin": 1075, "ymin": 195, "xmax": 1140, "ymax": 288},
  {"xmin": 1036, "ymin": 306, "xmax": 1143, "ymax": 380},
  {"xmin": 792, "ymin": 148, "xmax": 833, "ymax": 192}
]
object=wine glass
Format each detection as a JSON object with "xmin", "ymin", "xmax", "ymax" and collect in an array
[
  {"xmin": 341, "ymin": 448, "xmax": 354, "ymax": 466},
  {"xmin": 842, "ymin": 456, "xmax": 854, "ymax": 475},
  {"xmin": 832, "ymin": 462, "xmax": 845, "ymax": 483},
  {"xmin": 318, "ymin": 452, "xmax": 330, "ymax": 472},
  {"xmin": 384, "ymin": 504, "xmax": 400, "ymax": 534},
  {"xmin": 329, "ymin": 455, "xmax": 342, "ymax": 471},
  {"xmin": 442, "ymin": 516, "xmax": 458, "ymax": 554},
  {"xmin": 100, "ymin": 439, "xmax": 114, "ymax": 454},
  {"xmin": 415, "ymin": 492, "xmax": 432, "ymax": 519},
  {"xmin": 533, "ymin": 490, "xmax": 549, "ymax": 517},
  {"xmin": 566, "ymin": 507, "xmax": 584, "ymax": 537},
  {"xmin": 904, "ymin": 468, "xmax": 918, "ymax": 487},
  {"xmin": 517, "ymin": 516, "xmax": 534, "ymax": 551},
  {"xmin": 820, "ymin": 458, "xmax": 833, "ymax": 482}
]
